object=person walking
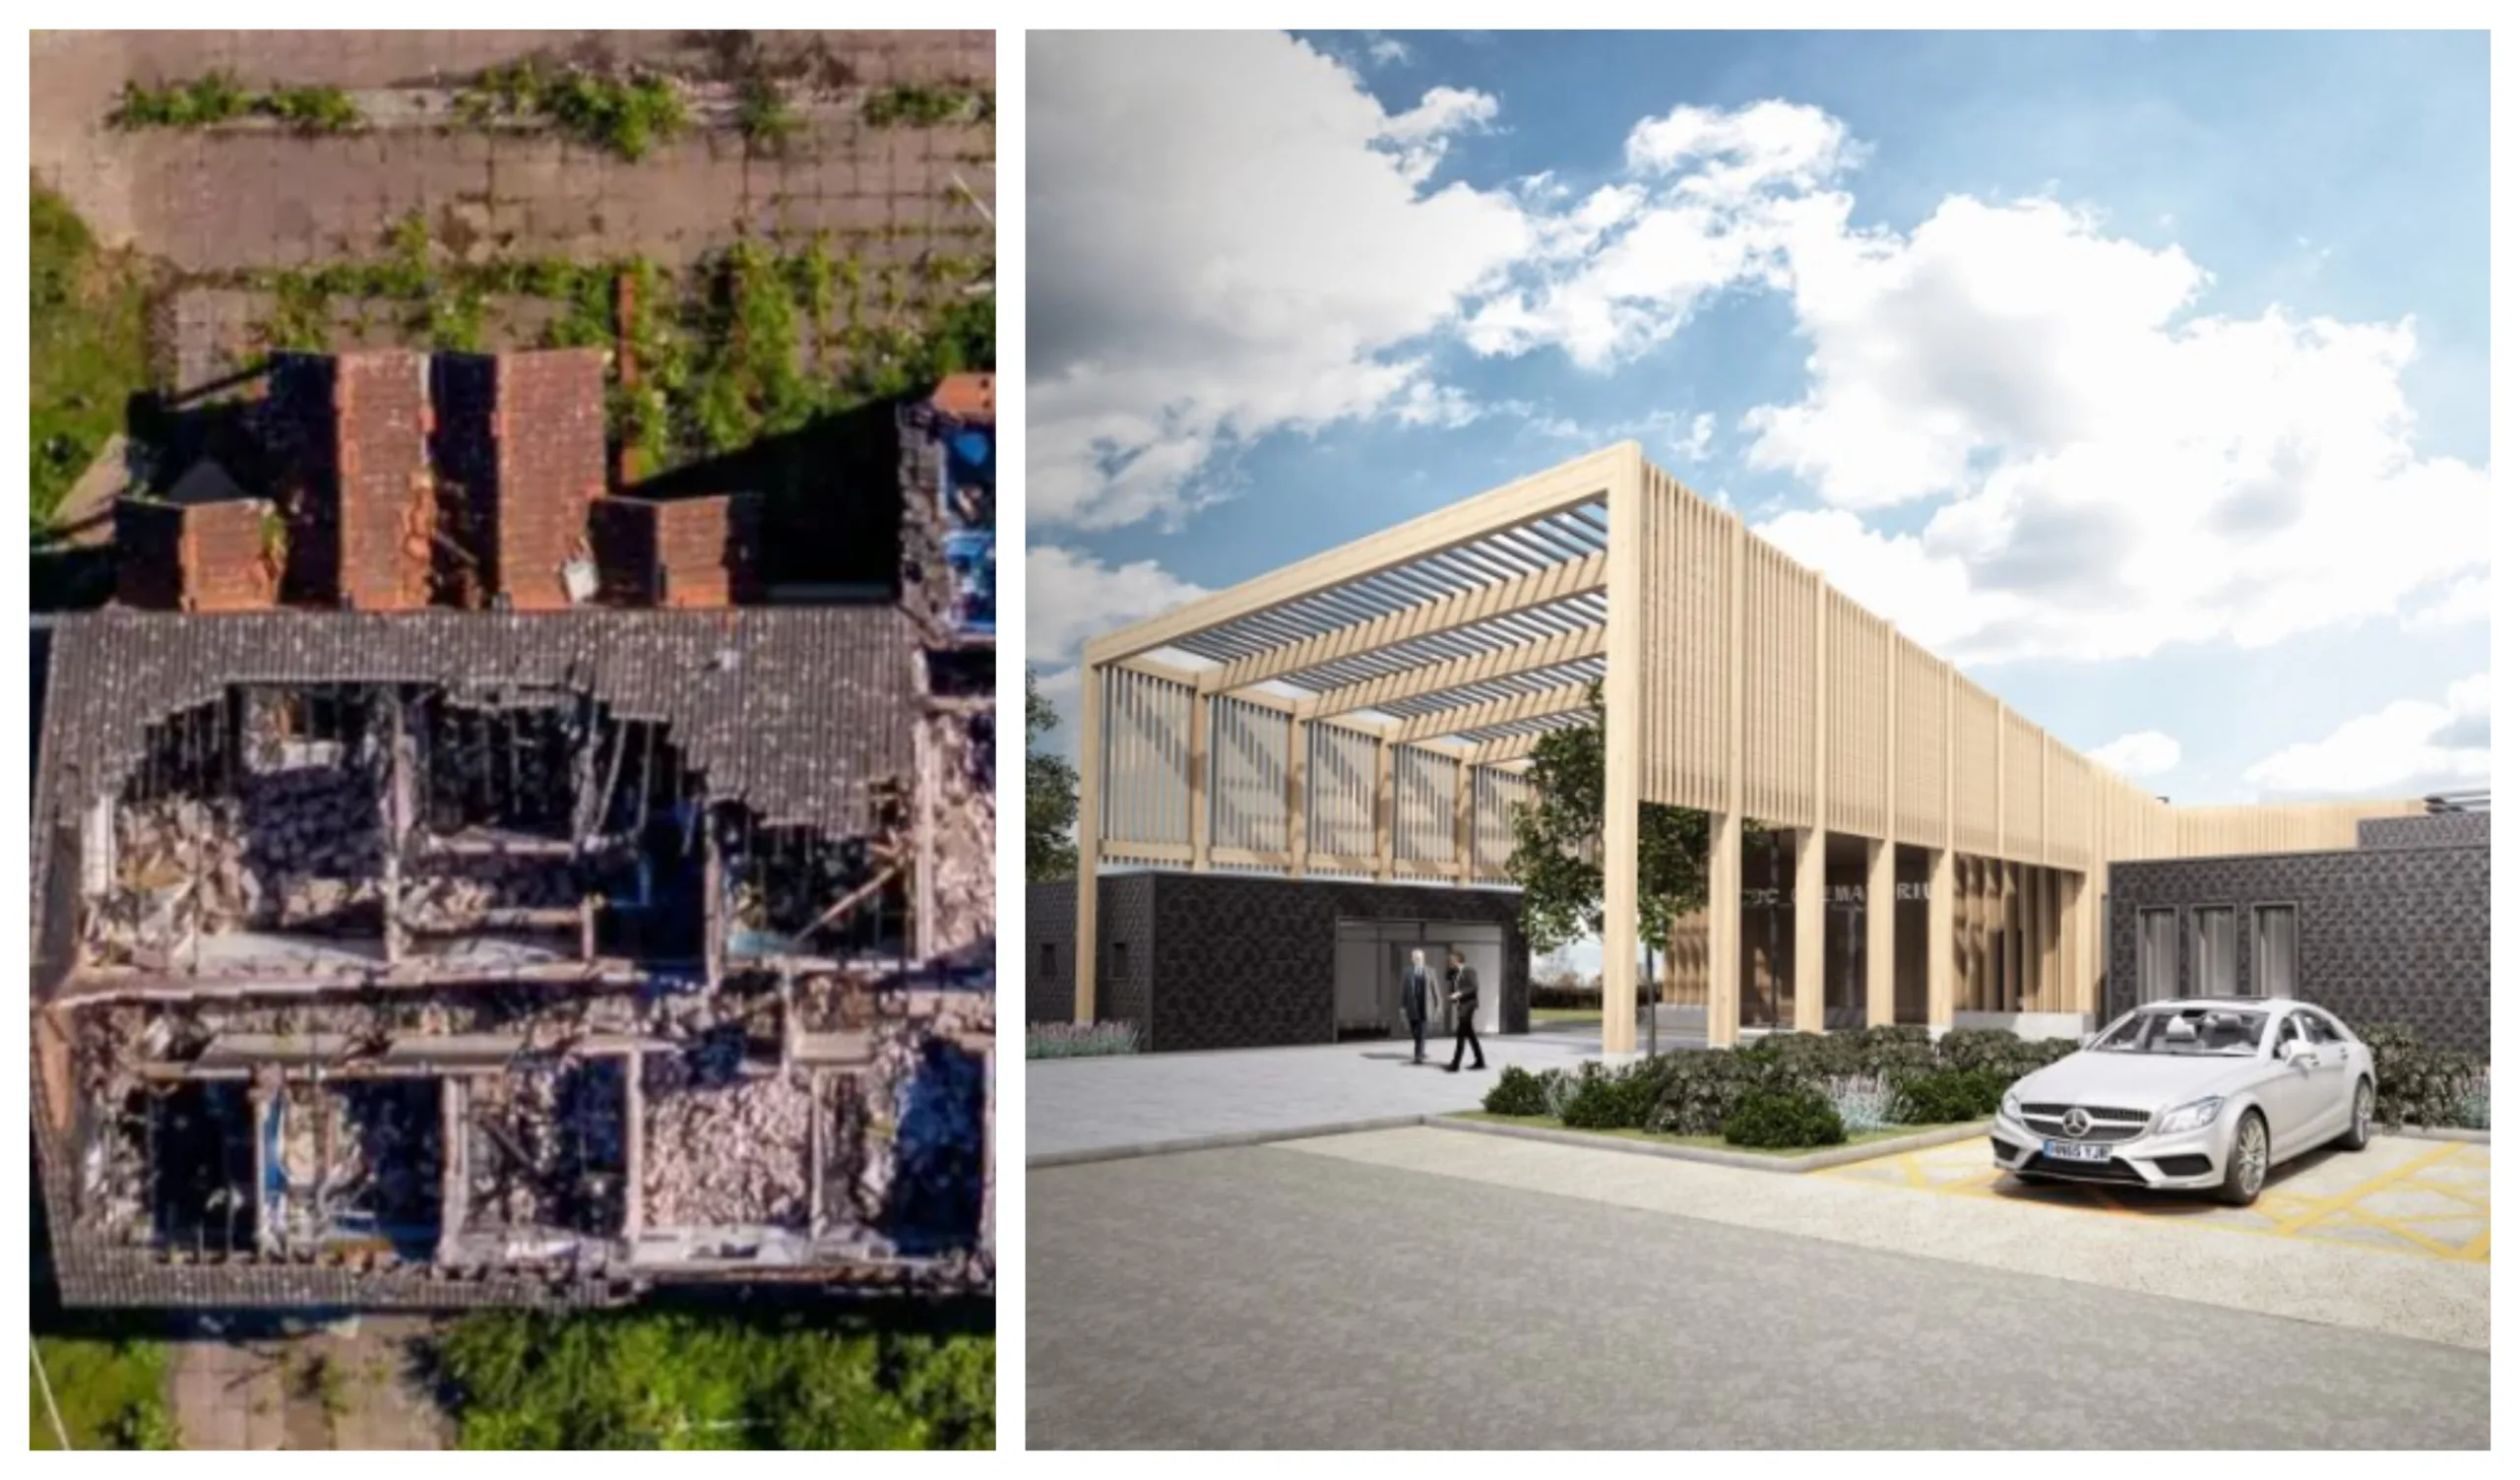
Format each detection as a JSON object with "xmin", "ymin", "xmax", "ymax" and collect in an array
[
  {"xmin": 1442, "ymin": 947, "xmax": 1485, "ymax": 1073},
  {"xmin": 1401, "ymin": 948, "xmax": 1433, "ymax": 1063}
]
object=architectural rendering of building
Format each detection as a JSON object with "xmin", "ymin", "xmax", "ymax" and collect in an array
[{"xmin": 1048, "ymin": 443, "xmax": 2429, "ymax": 1054}]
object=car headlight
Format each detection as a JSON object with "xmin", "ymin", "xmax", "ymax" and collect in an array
[
  {"xmin": 2157, "ymin": 1096, "xmax": 2226, "ymax": 1133},
  {"xmin": 2000, "ymin": 1090, "xmax": 2023, "ymax": 1122}
]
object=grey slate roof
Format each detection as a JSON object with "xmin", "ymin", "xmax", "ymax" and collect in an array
[{"xmin": 32, "ymin": 607, "xmax": 914, "ymax": 1003}]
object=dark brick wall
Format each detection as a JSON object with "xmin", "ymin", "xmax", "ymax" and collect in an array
[
  {"xmin": 1026, "ymin": 872, "xmax": 1529, "ymax": 1052},
  {"xmin": 1025, "ymin": 879, "xmax": 1077, "ymax": 1026},
  {"xmin": 2105, "ymin": 843, "xmax": 2489, "ymax": 1054},
  {"xmin": 2361, "ymin": 812, "xmax": 2489, "ymax": 850}
]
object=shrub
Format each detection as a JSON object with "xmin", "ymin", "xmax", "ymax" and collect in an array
[
  {"xmin": 1738, "ymin": 1030, "xmax": 1861, "ymax": 1084},
  {"xmin": 1932, "ymin": 1027, "xmax": 2072, "ymax": 1079},
  {"xmin": 1893, "ymin": 1067, "xmax": 2011, "ymax": 1125},
  {"xmin": 2360, "ymin": 1023, "xmax": 2488, "ymax": 1129},
  {"xmin": 1481, "ymin": 1066, "xmax": 1551, "ymax": 1118},
  {"xmin": 1645, "ymin": 1048, "xmax": 1766, "ymax": 1135},
  {"xmin": 1822, "ymin": 1073, "xmax": 1902, "ymax": 1136},
  {"xmin": 1847, "ymin": 1024, "xmax": 1937, "ymax": 1077},
  {"xmin": 1722, "ymin": 1086, "xmax": 1847, "ymax": 1149},
  {"xmin": 1556, "ymin": 1060, "xmax": 1663, "ymax": 1130},
  {"xmin": 1539, "ymin": 1066, "xmax": 1582, "ymax": 1121},
  {"xmin": 1025, "ymin": 1022, "xmax": 1140, "ymax": 1060}
]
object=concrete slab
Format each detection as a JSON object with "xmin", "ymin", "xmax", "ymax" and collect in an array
[{"xmin": 1286, "ymin": 1126, "xmax": 2489, "ymax": 1351}]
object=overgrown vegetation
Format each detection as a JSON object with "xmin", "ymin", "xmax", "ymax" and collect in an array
[
  {"xmin": 110, "ymin": 72, "xmax": 362, "ymax": 133},
  {"xmin": 436, "ymin": 1311, "xmax": 991, "ymax": 1449},
  {"xmin": 457, "ymin": 61, "xmax": 691, "ymax": 161},
  {"xmin": 862, "ymin": 83, "xmax": 992, "ymax": 129},
  {"xmin": 736, "ymin": 76, "xmax": 805, "ymax": 152},
  {"xmin": 32, "ymin": 186, "xmax": 155, "ymax": 539},
  {"xmin": 241, "ymin": 212, "xmax": 992, "ymax": 476},
  {"xmin": 1026, "ymin": 669, "xmax": 1080, "ymax": 880},
  {"xmin": 30, "ymin": 1336, "xmax": 176, "ymax": 1450}
]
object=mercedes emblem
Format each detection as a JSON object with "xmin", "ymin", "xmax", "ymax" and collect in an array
[{"xmin": 2061, "ymin": 1108, "xmax": 2093, "ymax": 1137}]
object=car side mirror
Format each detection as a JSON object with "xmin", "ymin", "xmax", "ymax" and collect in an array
[{"xmin": 2279, "ymin": 1039, "xmax": 2310, "ymax": 1064}]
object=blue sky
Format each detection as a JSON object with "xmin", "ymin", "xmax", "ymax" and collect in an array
[{"xmin": 1028, "ymin": 30, "xmax": 2490, "ymax": 806}]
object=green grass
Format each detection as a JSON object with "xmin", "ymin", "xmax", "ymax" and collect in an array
[
  {"xmin": 1452, "ymin": 1111, "xmax": 1930, "ymax": 1159},
  {"xmin": 32, "ymin": 186, "xmax": 154, "ymax": 539},
  {"xmin": 458, "ymin": 61, "xmax": 689, "ymax": 161},
  {"xmin": 437, "ymin": 1311, "xmax": 991, "ymax": 1449},
  {"xmin": 109, "ymin": 74, "xmax": 362, "ymax": 133},
  {"xmin": 1530, "ymin": 1006, "xmax": 1603, "ymax": 1024},
  {"xmin": 30, "ymin": 1336, "xmax": 176, "ymax": 1449}
]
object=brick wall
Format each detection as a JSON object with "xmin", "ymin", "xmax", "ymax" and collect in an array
[
  {"xmin": 591, "ymin": 493, "xmax": 765, "ymax": 608},
  {"xmin": 2360, "ymin": 812, "xmax": 2490, "ymax": 850},
  {"xmin": 492, "ymin": 350, "xmax": 606, "ymax": 609},
  {"xmin": 429, "ymin": 350, "xmax": 605, "ymax": 608},
  {"xmin": 2105, "ymin": 843, "xmax": 2490, "ymax": 1055},
  {"xmin": 265, "ymin": 351, "xmax": 431, "ymax": 609},
  {"xmin": 333, "ymin": 351, "xmax": 433, "ymax": 610}
]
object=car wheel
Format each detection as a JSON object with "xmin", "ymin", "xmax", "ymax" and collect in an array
[
  {"xmin": 2217, "ymin": 1110, "xmax": 2270, "ymax": 1207},
  {"xmin": 2338, "ymin": 1078, "xmax": 2375, "ymax": 1152}
]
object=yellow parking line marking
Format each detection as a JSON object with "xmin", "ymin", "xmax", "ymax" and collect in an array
[
  {"xmin": 1824, "ymin": 1138, "xmax": 2488, "ymax": 1263},
  {"xmin": 2266, "ymin": 1141, "xmax": 2467, "ymax": 1237}
]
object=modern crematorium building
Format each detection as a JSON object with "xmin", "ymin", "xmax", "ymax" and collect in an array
[{"xmin": 1033, "ymin": 443, "xmax": 2447, "ymax": 1056}]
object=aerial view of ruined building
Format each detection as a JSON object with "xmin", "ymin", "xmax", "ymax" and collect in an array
[{"xmin": 32, "ymin": 348, "xmax": 996, "ymax": 1310}]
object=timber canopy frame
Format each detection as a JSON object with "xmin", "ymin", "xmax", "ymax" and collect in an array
[{"xmin": 1073, "ymin": 443, "xmax": 2424, "ymax": 1051}]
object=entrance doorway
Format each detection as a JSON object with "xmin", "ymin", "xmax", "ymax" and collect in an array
[{"xmin": 1332, "ymin": 919, "xmax": 1506, "ymax": 1041}]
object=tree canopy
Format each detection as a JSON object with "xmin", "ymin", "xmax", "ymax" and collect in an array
[
  {"xmin": 1503, "ymin": 683, "xmax": 1740, "ymax": 967},
  {"xmin": 1025, "ymin": 668, "xmax": 1079, "ymax": 881}
]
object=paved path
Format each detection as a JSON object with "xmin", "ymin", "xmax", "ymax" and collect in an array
[
  {"xmin": 1030, "ymin": 1143, "xmax": 2489, "ymax": 1448},
  {"xmin": 1028, "ymin": 1025, "xmax": 1674, "ymax": 1162}
]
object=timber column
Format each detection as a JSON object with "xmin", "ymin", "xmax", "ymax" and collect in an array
[
  {"xmin": 1074, "ymin": 663, "xmax": 1103, "ymax": 1023},
  {"xmin": 1793, "ymin": 579, "xmax": 1828, "ymax": 1035},
  {"xmin": 1706, "ymin": 515, "xmax": 1748, "ymax": 1049},
  {"xmin": 1865, "ymin": 620, "xmax": 1898, "ymax": 1026},
  {"xmin": 1600, "ymin": 445, "xmax": 1645, "ymax": 1055}
]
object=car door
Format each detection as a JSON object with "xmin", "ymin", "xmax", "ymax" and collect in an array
[
  {"xmin": 2294, "ymin": 1009, "xmax": 2355, "ymax": 1143},
  {"xmin": 2256, "ymin": 1014, "xmax": 2321, "ymax": 1158}
]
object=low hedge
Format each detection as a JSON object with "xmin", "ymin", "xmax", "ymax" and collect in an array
[
  {"xmin": 1892, "ymin": 1066, "xmax": 2013, "ymax": 1125},
  {"xmin": 1482, "ymin": 1066, "xmax": 1552, "ymax": 1118},
  {"xmin": 1722, "ymin": 1086, "xmax": 1847, "ymax": 1149}
]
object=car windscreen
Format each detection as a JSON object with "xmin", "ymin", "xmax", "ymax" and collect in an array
[{"xmin": 2093, "ymin": 1007, "xmax": 2266, "ymax": 1056}]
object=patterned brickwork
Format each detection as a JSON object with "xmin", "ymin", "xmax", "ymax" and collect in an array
[
  {"xmin": 1025, "ymin": 880, "xmax": 1077, "ymax": 1026},
  {"xmin": 2105, "ymin": 844, "xmax": 2489, "ymax": 1055},
  {"xmin": 2361, "ymin": 812, "xmax": 2490, "ymax": 850}
]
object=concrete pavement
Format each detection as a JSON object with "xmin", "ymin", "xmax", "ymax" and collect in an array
[
  {"xmin": 1302, "ymin": 1126, "xmax": 2488, "ymax": 1350},
  {"xmin": 1030, "ymin": 1142, "xmax": 2489, "ymax": 1448},
  {"xmin": 1029, "ymin": 1025, "xmax": 1669, "ymax": 1162}
]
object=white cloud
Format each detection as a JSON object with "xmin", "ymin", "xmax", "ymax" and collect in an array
[
  {"xmin": 2406, "ymin": 574, "xmax": 2489, "ymax": 629},
  {"xmin": 1027, "ymin": 546, "xmax": 1212, "ymax": 668},
  {"xmin": 1029, "ymin": 32, "xmax": 1533, "ymax": 532},
  {"xmin": 2088, "ymin": 730, "xmax": 2182, "ymax": 780},
  {"xmin": 2241, "ymin": 673, "xmax": 2490, "ymax": 798},
  {"xmin": 1363, "ymin": 33, "xmax": 1412, "ymax": 68},
  {"xmin": 1681, "ymin": 411, "xmax": 1716, "ymax": 462}
]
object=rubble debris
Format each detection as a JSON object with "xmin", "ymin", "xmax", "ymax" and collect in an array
[
  {"xmin": 923, "ymin": 710, "xmax": 994, "ymax": 959},
  {"xmin": 641, "ymin": 1044, "xmax": 811, "ymax": 1229},
  {"xmin": 467, "ymin": 1058, "xmax": 627, "ymax": 1236}
]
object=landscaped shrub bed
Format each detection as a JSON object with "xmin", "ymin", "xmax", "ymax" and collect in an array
[
  {"xmin": 2361, "ymin": 1024, "xmax": 2491, "ymax": 1130},
  {"xmin": 1478, "ymin": 1025, "xmax": 2072, "ymax": 1147},
  {"xmin": 1026, "ymin": 1022, "xmax": 1142, "ymax": 1061},
  {"xmin": 1722, "ymin": 1087, "xmax": 1847, "ymax": 1149}
]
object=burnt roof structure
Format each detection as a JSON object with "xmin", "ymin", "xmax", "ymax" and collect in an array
[{"xmin": 32, "ymin": 602, "xmax": 991, "ymax": 1314}]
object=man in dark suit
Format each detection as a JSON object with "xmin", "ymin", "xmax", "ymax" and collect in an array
[
  {"xmin": 1401, "ymin": 948, "xmax": 1432, "ymax": 1063},
  {"xmin": 1443, "ymin": 947, "xmax": 1486, "ymax": 1073}
]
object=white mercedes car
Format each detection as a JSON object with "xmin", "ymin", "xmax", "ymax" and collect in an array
[{"xmin": 1990, "ymin": 997, "xmax": 2376, "ymax": 1207}]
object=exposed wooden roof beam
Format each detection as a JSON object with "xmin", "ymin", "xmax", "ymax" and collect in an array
[
  {"xmin": 1206, "ymin": 552, "xmax": 1606, "ymax": 694},
  {"xmin": 1300, "ymin": 625, "xmax": 1606, "ymax": 722},
  {"xmin": 1392, "ymin": 682, "xmax": 1596, "ymax": 745}
]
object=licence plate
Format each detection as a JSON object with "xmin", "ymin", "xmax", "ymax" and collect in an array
[{"xmin": 2043, "ymin": 1140, "xmax": 2110, "ymax": 1163}]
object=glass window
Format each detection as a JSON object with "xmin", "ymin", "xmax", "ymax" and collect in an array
[
  {"xmin": 2253, "ymin": 905, "xmax": 2299, "ymax": 998},
  {"xmin": 2299, "ymin": 1011, "xmax": 2341, "ymax": 1046},
  {"xmin": 2191, "ymin": 907, "xmax": 2238, "ymax": 997},
  {"xmin": 2137, "ymin": 909, "xmax": 2177, "ymax": 1002},
  {"xmin": 2094, "ymin": 1005, "xmax": 2267, "ymax": 1057}
]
